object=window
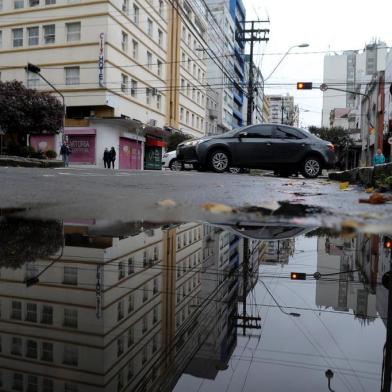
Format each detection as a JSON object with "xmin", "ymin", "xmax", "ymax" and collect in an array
[
  {"xmin": 186, "ymin": 111, "xmax": 189, "ymax": 124},
  {"xmin": 147, "ymin": 51, "xmax": 152, "ymax": 69},
  {"xmin": 158, "ymin": 0, "xmax": 163, "ymax": 16},
  {"xmin": 156, "ymin": 94, "xmax": 161, "ymax": 110},
  {"xmin": 118, "ymin": 260, "xmax": 126, "ymax": 278},
  {"xmin": 132, "ymin": 39, "xmax": 138, "ymax": 59},
  {"xmin": 158, "ymin": 29, "xmax": 163, "ymax": 46},
  {"xmin": 45, "ymin": 0, "xmax": 56, "ymax": 4},
  {"xmin": 142, "ymin": 346, "xmax": 147, "ymax": 364},
  {"xmin": 143, "ymin": 284, "xmax": 148, "ymax": 302},
  {"xmin": 63, "ymin": 346, "xmax": 78, "ymax": 366},
  {"xmin": 133, "ymin": 4, "xmax": 139, "ymax": 24},
  {"xmin": 191, "ymin": 114, "xmax": 194, "ymax": 127},
  {"xmin": 29, "ymin": 0, "xmax": 39, "ymax": 6},
  {"xmin": 121, "ymin": 31, "xmax": 128, "ymax": 52},
  {"xmin": 13, "ymin": 373, "xmax": 23, "ymax": 391},
  {"xmin": 128, "ymin": 257, "xmax": 134, "ymax": 274},
  {"xmin": 180, "ymin": 78, "xmax": 185, "ymax": 89},
  {"xmin": 122, "ymin": 0, "xmax": 129, "ymax": 13},
  {"xmin": 64, "ymin": 383, "xmax": 78, "ymax": 392},
  {"xmin": 42, "ymin": 379, "xmax": 53, "ymax": 392},
  {"xmin": 143, "ymin": 250, "xmax": 147, "ymax": 267},
  {"xmin": 41, "ymin": 342, "xmax": 53, "ymax": 361},
  {"xmin": 66, "ymin": 22, "xmax": 81, "ymax": 42},
  {"xmin": 130, "ymin": 80, "xmax": 137, "ymax": 97},
  {"xmin": 142, "ymin": 315, "xmax": 148, "ymax": 333},
  {"xmin": 117, "ymin": 300, "xmax": 124, "ymax": 321},
  {"xmin": 26, "ymin": 303, "xmax": 37, "ymax": 322},
  {"xmin": 12, "ymin": 28, "xmax": 23, "ymax": 47},
  {"xmin": 27, "ymin": 26, "xmax": 39, "ymax": 46},
  {"xmin": 65, "ymin": 67, "xmax": 79, "ymax": 85},
  {"xmin": 117, "ymin": 373, "xmax": 124, "ymax": 392},
  {"xmin": 14, "ymin": 0, "xmax": 24, "ymax": 8},
  {"xmin": 117, "ymin": 336, "xmax": 124, "ymax": 357},
  {"xmin": 147, "ymin": 19, "xmax": 153, "ymax": 37},
  {"xmin": 186, "ymin": 82, "xmax": 190, "ymax": 95},
  {"xmin": 41, "ymin": 305, "xmax": 53, "ymax": 324},
  {"xmin": 180, "ymin": 107, "xmax": 184, "ymax": 121},
  {"xmin": 127, "ymin": 361, "xmax": 134, "ymax": 380},
  {"xmin": 193, "ymin": 64, "xmax": 196, "ymax": 76},
  {"xmin": 128, "ymin": 293, "xmax": 134, "ymax": 313},
  {"xmin": 63, "ymin": 266, "xmax": 78, "ymax": 285},
  {"xmin": 153, "ymin": 278, "xmax": 158, "ymax": 294},
  {"xmin": 153, "ymin": 306, "xmax": 158, "ymax": 323},
  {"xmin": 0, "ymin": 31, "xmax": 2, "ymax": 48},
  {"xmin": 146, "ymin": 88, "xmax": 151, "ymax": 105},
  {"xmin": 27, "ymin": 71, "xmax": 39, "ymax": 88},
  {"xmin": 11, "ymin": 337, "xmax": 22, "ymax": 356},
  {"xmin": 11, "ymin": 301, "xmax": 22, "ymax": 320},
  {"xmin": 43, "ymin": 24, "xmax": 55, "ymax": 44},
  {"xmin": 187, "ymin": 32, "xmax": 191, "ymax": 46},
  {"xmin": 157, "ymin": 59, "xmax": 162, "ymax": 77},
  {"xmin": 152, "ymin": 334, "xmax": 158, "ymax": 352},
  {"xmin": 127, "ymin": 326, "xmax": 134, "ymax": 346},
  {"xmin": 63, "ymin": 308, "xmax": 78, "ymax": 328},
  {"xmin": 275, "ymin": 125, "xmax": 305, "ymax": 139},
  {"xmin": 25, "ymin": 340, "xmax": 37, "ymax": 358},
  {"xmin": 239, "ymin": 125, "xmax": 274, "ymax": 138}
]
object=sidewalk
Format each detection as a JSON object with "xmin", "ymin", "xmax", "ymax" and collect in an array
[{"xmin": 0, "ymin": 155, "xmax": 64, "ymax": 168}]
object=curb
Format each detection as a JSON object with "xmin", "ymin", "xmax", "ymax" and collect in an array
[{"xmin": 0, "ymin": 156, "xmax": 64, "ymax": 168}]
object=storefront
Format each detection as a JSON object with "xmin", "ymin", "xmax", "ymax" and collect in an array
[
  {"xmin": 29, "ymin": 134, "xmax": 56, "ymax": 152},
  {"xmin": 119, "ymin": 137, "xmax": 142, "ymax": 170},
  {"xmin": 65, "ymin": 128, "xmax": 96, "ymax": 165},
  {"xmin": 144, "ymin": 137, "xmax": 166, "ymax": 170}
]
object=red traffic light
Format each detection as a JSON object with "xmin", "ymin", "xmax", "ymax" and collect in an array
[
  {"xmin": 384, "ymin": 237, "xmax": 392, "ymax": 249},
  {"xmin": 297, "ymin": 82, "xmax": 313, "ymax": 90},
  {"xmin": 291, "ymin": 272, "xmax": 307, "ymax": 280}
]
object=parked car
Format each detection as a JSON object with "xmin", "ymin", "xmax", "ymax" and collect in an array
[
  {"xmin": 162, "ymin": 150, "xmax": 182, "ymax": 170},
  {"xmin": 176, "ymin": 124, "xmax": 336, "ymax": 178}
]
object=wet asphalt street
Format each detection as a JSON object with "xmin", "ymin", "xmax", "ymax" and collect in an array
[{"xmin": 1, "ymin": 166, "xmax": 391, "ymax": 229}]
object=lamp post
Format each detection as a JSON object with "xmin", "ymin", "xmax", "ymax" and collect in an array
[
  {"xmin": 25, "ymin": 63, "xmax": 66, "ymax": 143},
  {"xmin": 264, "ymin": 43, "xmax": 309, "ymax": 82}
]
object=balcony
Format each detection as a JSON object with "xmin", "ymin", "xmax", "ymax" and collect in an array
[
  {"xmin": 233, "ymin": 90, "xmax": 243, "ymax": 105},
  {"xmin": 233, "ymin": 108, "xmax": 243, "ymax": 122}
]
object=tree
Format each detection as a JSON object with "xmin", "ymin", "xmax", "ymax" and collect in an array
[
  {"xmin": 308, "ymin": 126, "xmax": 354, "ymax": 170},
  {"xmin": 166, "ymin": 132, "xmax": 192, "ymax": 152},
  {"xmin": 0, "ymin": 80, "xmax": 63, "ymax": 144}
]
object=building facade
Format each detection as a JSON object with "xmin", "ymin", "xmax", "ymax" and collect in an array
[{"xmin": 267, "ymin": 94, "xmax": 297, "ymax": 126}]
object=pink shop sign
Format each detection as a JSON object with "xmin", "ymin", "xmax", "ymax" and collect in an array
[{"xmin": 68, "ymin": 135, "xmax": 96, "ymax": 164}]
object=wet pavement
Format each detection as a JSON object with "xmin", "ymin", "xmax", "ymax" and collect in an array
[{"xmin": 0, "ymin": 213, "xmax": 391, "ymax": 392}]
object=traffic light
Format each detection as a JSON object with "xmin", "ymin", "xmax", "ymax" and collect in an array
[
  {"xmin": 290, "ymin": 272, "xmax": 307, "ymax": 280},
  {"xmin": 297, "ymin": 82, "xmax": 313, "ymax": 90},
  {"xmin": 384, "ymin": 237, "xmax": 392, "ymax": 249},
  {"xmin": 25, "ymin": 63, "xmax": 41, "ymax": 74}
]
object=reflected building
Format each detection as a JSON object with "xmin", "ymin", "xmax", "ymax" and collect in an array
[
  {"xmin": 316, "ymin": 236, "xmax": 377, "ymax": 322},
  {"xmin": 262, "ymin": 239, "xmax": 295, "ymax": 265},
  {"xmin": 0, "ymin": 221, "xmax": 239, "ymax": 392}
]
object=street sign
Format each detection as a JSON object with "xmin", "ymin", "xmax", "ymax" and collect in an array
[
  {"xmin": 388, "ymin": 136, "xmax": 392, "ymax": 145},
  {"xmin": 320, "ymin": 83, "xmax": 328, "ymax": 92}
]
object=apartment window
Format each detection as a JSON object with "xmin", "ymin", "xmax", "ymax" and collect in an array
[
  {"xmin": 147, "ymin": 19, "xmax": 153, "ymax": 37},
  {"xmin": 186, "ymin": 111, "xmax": 189, "ymax": 124},
  {"xmin": 41, "ymin": 305, "xmax": 53, "ymax": 324},
  {"xmin": 142, "ymin": 346, "xmax": 147, "ymax": 364},
  {"xmin": 64, "ymin": 383, "xmax": 78, "ymax": 392},
  {"xmin": 132, "ymin": 39, "xmax": 138, "ymax": 59},
  {"xmin": 11, "ymin": 301, "xmax": 22, "ymax": 320},
  {"xmin": 128, "ymin": 256, "xmax": 134, "ymax": 274},
  {"xmin": 127, "ymin": 326, "xmax": 134, "ymax": 346},
  {"xmin": 159, "ymin": 0, "xmax": 163, "ymax": 16},
  {"xmin": 121, "ymin": 31, "xmax": 128, "ymax": 52},
  {"xmin": 147, "ymin": 51, "xmax": 152, "ymax": 69},
  {"xmin": 130, "ymin": 79, "xmax": 137, "ymax": 97},
  {"xmin": 27, "ymin": 71, "xmax": 39, "ymax": 88},
  {"xmin": 65, "ymin": 67, "xmax": 80, "ymax": 85},
  {"xmin": 12, "ymin": 28, "xmax": 23, "ymax": 47},
  {"xmin": 11, "ymin": 337, "xmax": 22, "ymax": 356},
  {"xmin": 158, "ymin": 29, "xmax": 163, "ymax": 46},
  {"xmin": 26, "ymin": 303, "xmax": 37, "ymax": 322},
  {"xmin": 117, "ymin": 336, "xmax": 124, "ymax": 357},
  {"xmin": 142, "ymin": 315, "xmax": 148, "ymax": 333},
  {"xmin": 157, "ymin": 59, "xmax": 162, "ymax": 77},
  {"xmin": 143, "ymin": 250, "xmax": 147, "ymax": 267},
  {"xmin": 193, "ymin": 64, "xmax": 196, "ymax": 76},
  {"xmin": 63, "ymin": 346, "xmax": 78, "ymax": 366},
  {"xmin": 197, "ymin": 91, "xmax": 200, "ymax": 104},
  {"xmin": 133, "ymin": 4, "xmax": 139, "ymax": 24},
  {"xmin": 192, "ymin": 88, "xmax": 195, "ymax": 100},
  {"xmin": 122, "ymin": 0, "xmax": 129, "ymax": 13},
  {"xmin": 29, "ymin": 0, "xmax": 39, "ymax": 6},
  {"xmin": 180, "ymin": 78, "xmax": 185, "ymax": 89},
  {"xmin": 41, "ymin": 342, "xmax": 53, "ymax": 362},
  {"xmin": 152, "ymin": 334, "xmax": 158, "ymax": 352},
  {"xmin": 118, "ymin": 260, "xmax": 126, "ymax": 278},
  {"xmin": 146, "ymin": 88, "xmax": 151, "ymax": 105},
  {"xmin": 143, "ymin": 284, "xmax": 148, "ymax": 302},
  {"xmin": 63, "ymin": 266, "xmax": 78, "ymax": 285},
  {"xmin": 156, "ymin": 94, "xmax": 161, "ymax": 110},
  {"xmin": 27, "ymin": 26, "xmax": 39, "ymax": 46},
  {"xmin": 128, "ymin": 293, "xmax": 134, "ymax": 313},
  {"xmin": 187, "ymin": 32, "xmax": 191, "ymax": 46},
  {"xmin": 181, "ymin": 52, "xmax": 185, "ymax": 64},
  {"xmin": 191, "ymin": 114, "xmax": 194, "ymax": 127},
  {"xmin": 153, "ymin": 305, "xmax": 158, "ymax": 323},
  {"xmin": 196, "ymin": 117, "xmax": 199, "ymax": 129},
  {"xmin": 180, "ymin": 107, "xmax": 184, "ymax": 121},
  {"xmin": 0, "ymin": 31, "xmax": 2, "ymax": 48},
  {"xmin": 187, "ymin": 58, "xmax": 191, "ymax": 71},
  {"xmin": 42, "ymin": 379, "xmax": 53, "ymax": 392},
  {"xmin": 63, "ymin": 309, "xmax": 78, "ymax": 328},
  {"xmin": 186, "ymin": 82, "xmax": 190, "ymax": 96},
  {"xmin": 25, "ymin": 340, "xmax": 37, "ymax": 358},
  {"xmin": 153, "ymin": 278, "xmax": 158, "ymax": 294},
  {"xmin": 45, "ymin": 0, "xmax": 56, "ymax": 4},
  {"xmin": 14, "ymin": 0, "xmax": 24, "ymax": 8},
  {"xmin": 127, "ymin": 361, "xmax": 134, "ymax": 380},
  {"xmin": 13, "ymin": 373, "xmax": 23, "ymax": 391},
  {"xmin": 43, "ymin": 25, "xmax": 55, "ymax": 44},
  {"xmin": 117, "ymin": 373, "xmax": 124, "ymax": 392},
  {"xmin": 117, "ymin": 300, "xmax": 124, "ymax": 321},
  {"xmin": 66, "ymin": 22, "xmax": 81, "ymax": 42}
]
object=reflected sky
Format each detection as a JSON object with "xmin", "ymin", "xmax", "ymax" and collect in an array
[{"xmin": 0, "ymin": 217, "xmax": 389, "ymax": 392}]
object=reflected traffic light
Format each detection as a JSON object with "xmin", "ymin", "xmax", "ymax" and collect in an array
[
  {"xmin": 296, "ymin": 82, "xmax": 313, "ymax": 90},
  {"xmin": 291, "ymin": 272, "xmax": 307, "ymax": 280}
]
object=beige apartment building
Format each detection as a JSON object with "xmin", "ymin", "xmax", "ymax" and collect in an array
[{"xmin": 0, "ymin": 0, "xmax": 207, "ymax": 168}]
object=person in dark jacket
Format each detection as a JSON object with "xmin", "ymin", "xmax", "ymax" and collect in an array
[
  {"xmin": 109, "ymin": 146, "xmax": 116, "ymax": 169},
  {"xmin": 103, "ymin": 148, "xmax": 110, "ymax": 168},
  {"xmin": 60, "ymin": 142, "xmax": 71, "ymax": 167}
]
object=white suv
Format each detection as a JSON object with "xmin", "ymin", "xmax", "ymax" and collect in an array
[{"xmin": 162, "ymin": 151, "xmax": 182, "ymax": 170}]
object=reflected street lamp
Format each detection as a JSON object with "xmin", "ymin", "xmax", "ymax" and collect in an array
[
  {"xmin": 25, "ymin": 63, "xmax": 66, "ymax": 143},
  {"xmin": 325, "ymin": 369, "xmax": 335, "ymax": 391},
  {"xmin": 264, "ymin": 43, "xmax": 309, "ymax": 82}
]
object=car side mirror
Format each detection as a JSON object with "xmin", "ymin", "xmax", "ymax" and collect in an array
[{"xmin": 238, "ymin": 131, "xmax": 248, "ymax": 139}]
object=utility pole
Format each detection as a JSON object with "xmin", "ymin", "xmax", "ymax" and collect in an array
[
  {"xmin": 242, "ymin": 21, "xmax": 269, "ymax": 126},
  {"xmin": 281, "ymin": 99, "xmax": 285, "ymax": 124}
]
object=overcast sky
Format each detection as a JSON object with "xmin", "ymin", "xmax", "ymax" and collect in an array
[{"xmin": 242, "ymin": 0, "xmax": 391, "ymax": 127}]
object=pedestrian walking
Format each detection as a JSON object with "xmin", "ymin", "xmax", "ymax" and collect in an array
[
  {"xmin": 103, "ymin": 148, "xmax": 110, "ymax": 168},
  {"xmin": 373, "ymin": 148, "xmax": 385, "ymax": 166},
  {"xmin": 60, "ymin": 141, "xmax": 71, "ymax": 167},
  {"xmin": 109, "ymin": 146, "xmax": 116, "ymax": 169}
]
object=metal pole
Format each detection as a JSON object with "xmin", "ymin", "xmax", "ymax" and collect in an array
[
  {"xmin": 382, "ymin": 255, "xmax": 392, "ymax": 392},
  {"xmin": 246, "ymin": 21, "xmax": 255, "ymax": 126}
]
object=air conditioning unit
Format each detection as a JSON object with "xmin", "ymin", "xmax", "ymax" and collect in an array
[
  {"xmin": 148, "ymin": 119, "xmax": 157, "ymax": 126},
  {"xmin": 151, "ymin": 88, "xmax": 158, "ymax": 96}
]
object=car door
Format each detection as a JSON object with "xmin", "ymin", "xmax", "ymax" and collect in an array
[
  {"xmin": 269, "ymin": 125, "xmax": 309, "ymax": 163},
  {"xmin": 230, "ymin": 124, "xmax": 275, "ymax": 167}
]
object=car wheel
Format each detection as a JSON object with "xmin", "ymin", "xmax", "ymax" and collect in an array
[
  {"xmin": 169, "ymin": 159, "xmax": 183, "ymax": 171},
  {"xmin": 229, "ymin": 167, "xmax": 241, "ymax": 174},
  {"xmin": 301, "ymin": 156, "xmax": 322, "ymax": 178},
  {"xmin": 209, "ymin": 149, "xmax": 230, "ymax": 173}
]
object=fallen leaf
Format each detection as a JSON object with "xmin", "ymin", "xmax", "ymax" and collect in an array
[
  {"xmin": 341, "ymin": 219, "xmax": 363, "ymax": 230},
  {"xmin": 365, "ymin": 187, "xmax": 374, "ymax": 193},
  {"xmin": 359, "ymin": 193, "xmax": 392, "ymax": 204},
  {"xmin": 339, "ymin": 182, "xmax": 349, "ymax": 190},
  {"xmin": 201, "ymin": 202, "xmax": 235, "ymax": 213},
  {"xmin": 157, "ymin": 199, "xmax": 177, "ymax": 207}
]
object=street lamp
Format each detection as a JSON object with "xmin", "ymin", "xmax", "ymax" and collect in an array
[
  {"xmin": 264, "ymin": 43, "xmax": 309, "ymax": 82},
  {"xmin": 25, "ymin": 63, "xmax": 66, "ymax": 142}
]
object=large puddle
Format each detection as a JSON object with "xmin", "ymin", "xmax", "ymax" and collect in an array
[{"xmin": 0, "ymin": 216, "xmax": 391, "ymax": 391}]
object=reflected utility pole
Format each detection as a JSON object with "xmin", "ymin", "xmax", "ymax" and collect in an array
[{"xmin": 382, "ymin": 251, "xmax": 392, "ymax": 392}]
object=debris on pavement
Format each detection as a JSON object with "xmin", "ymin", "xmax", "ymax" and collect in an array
[
  {"xmin": 157, "ymin": 199, "xmax": 177, "ymax": 207},
  {"xmin": 339, "ymin": 182, "xmax": 350, "ymax": 190},
  {"xmin": 358, "ymin": 193, "xmax": 392, "ymax": 204},
  {"xmin": 201, "ymin": 202, "xmax": 235, "ymax": 213}
]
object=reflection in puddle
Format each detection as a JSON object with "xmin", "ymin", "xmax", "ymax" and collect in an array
[{"xmin": 0, "ymin": 217, "xmax": 390, "ymax": 391}]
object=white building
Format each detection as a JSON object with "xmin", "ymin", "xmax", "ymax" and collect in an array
[{"xmin": 267, "ymin": 94, "xmax": 297, "ymax": 126}]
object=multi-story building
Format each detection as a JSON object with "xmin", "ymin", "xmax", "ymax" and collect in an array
[
  {"xmin": 262, "ymin": 239, "xmax": 295, "ymax": 264},
  {"xmin": 262, "ymin": 95, "xmax": 270, "ymax": 123},
  {"xmin": 205, "ymin": 87, "xmax": 219, "ymax": 135},
  {"xmin": 267, "ymin": 94, "xmax": 297, "ymax": 125}
]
